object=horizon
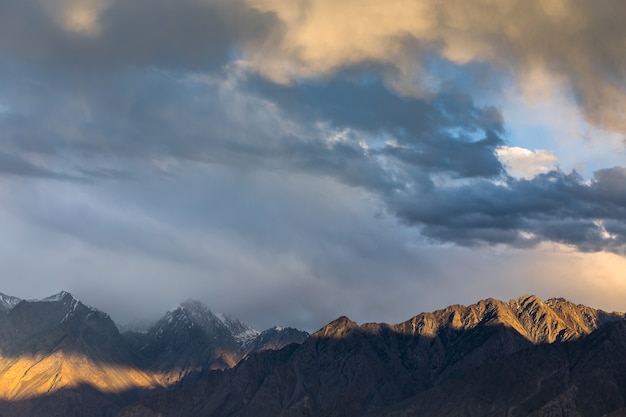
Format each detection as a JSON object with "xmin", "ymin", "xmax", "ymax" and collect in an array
[
  {"xmin": 3, "ymin": 289, "xmax": 624, "ymax": 334},
  {"xmin": 1, "ymin": 1, "xmax": 626, "ymax": 333}
]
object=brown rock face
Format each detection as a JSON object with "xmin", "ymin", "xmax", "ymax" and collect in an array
[{"xmin": 117, "ymin": 295, "xmax": 626, "ymax": 417}]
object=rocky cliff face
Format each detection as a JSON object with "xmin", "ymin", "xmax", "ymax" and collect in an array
[{"xmin": 115, "ymin": 295, "xmax": 626, "ymax": 417}]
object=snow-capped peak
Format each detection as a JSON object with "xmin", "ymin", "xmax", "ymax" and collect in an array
[
  {"xmin": 37, "ymin": 291, "xmax": 107, "ymax": 324},
  {"xmin": 0, "ymin": 292, "xmax": 22, "ymax": 312},
  {"xmin": 155, "ymin": 300, "xmax": 260, "ymax": 347},
  {"xmin": 41, "ymin": 291, "xmax": 76, "ymax": 303}
]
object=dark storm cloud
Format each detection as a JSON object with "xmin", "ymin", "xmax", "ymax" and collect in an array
[
  {"xmin": 246, "ymin": 73, "xmax": 506, "ymax": 180},
  {"xmin": 2, "ymin": 47, "xmax": 625, "ymax": 256},
  {"xmin": 390, "ymin": 169, "xmax": 626, "ymax": 254},
  {"xmin": 233, "ymin": 75, "xmax": 626, "ymax": 255}
]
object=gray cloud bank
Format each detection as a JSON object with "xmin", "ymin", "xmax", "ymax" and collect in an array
[{"xmin": 1, "ymin": 0, "xmax": 625, "ymax": 253}]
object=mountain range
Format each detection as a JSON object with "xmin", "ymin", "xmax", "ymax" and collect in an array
[
  {"xmin": 0, "ymin": 291, "xmax": 307, "ymax": 416},
  {"xmin": 1, "ymin": 292, "xmax": 626, "ymax": 416}
]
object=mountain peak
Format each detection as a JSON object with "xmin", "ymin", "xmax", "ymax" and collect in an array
[
  {"xmin": 152, "ymin": 300, "xmax": 260, "ymax": 352},
  {"xmin": 41, "ymin": 291, "xmax": 77, "ymax": 303},
  {"xmin": 514, "ymin": 294, "xmax": 542, "ymax": 305},
  {"xmin": 314, "ymin": 316, "xmax": 359, "ymax": 339},
  {"xmin": 164, "ymin": 299, "xmax": 216, "ymax": 325}
]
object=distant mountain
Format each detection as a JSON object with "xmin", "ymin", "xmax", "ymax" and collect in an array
[
  {"xmin": 0, "ymin": 291, "xmax": 162, "ymax": 417},
  {"xmin": 116, "ymin": 295, "xmax": 626, "ymax": 417},
  {"xmin": 129, "ymin": 300, "xmax": 257, "ymax": 383},
  {"xmin": 127, "ymin": 300, "xmax": 307, "ymax": 384},
  {"xmin": 243, "ymin": 325, "xmax": 309, "ymax": 355},
  {"xmin": 0, "ymin": 292, "xmax": 308, "ymax": 417},
  {"xmin": 0, "ymin": 291, "xmax": 134, "ymax": 361}
]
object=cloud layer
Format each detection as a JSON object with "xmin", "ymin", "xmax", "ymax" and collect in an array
[
  {"xmin": 0, "ymin": 0, "xmax": 625, "ymax": 329},
  {"xmin": 246, "ymin": 0, "xmax": 626, "ymax": 133}
]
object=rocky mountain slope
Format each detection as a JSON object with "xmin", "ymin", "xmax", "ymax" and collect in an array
[
  {"xmin": 114, "ymin": 295, "xmax": 626, "ymax": 417},
  {"xmin": 0, "ymin": 291, "xmax": 162, "ymax": 417},
  {"xmin": 0, "ymin": 291, "xmax": 308, "ymax": 417}
]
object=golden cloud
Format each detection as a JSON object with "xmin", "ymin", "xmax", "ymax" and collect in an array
[
  {"xmin": 244, "ymin": 0, "xmax": 626, "ymax": 133},
  {"xmin": 40, "ymin": 0, "xmax": 111, "ymax": 35}
]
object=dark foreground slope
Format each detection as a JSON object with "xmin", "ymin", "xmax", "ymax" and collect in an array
[{"xmin": 116, "ymin": 295, "xmax": 626, "ymax": 417}]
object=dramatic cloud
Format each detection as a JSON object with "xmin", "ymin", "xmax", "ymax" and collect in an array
[
  {"xmin": 245, "ymin": 0, "xmax": 626, "ymax": 133},
  {"xmin": 391, "ymin": 168, "xmax": 626, "ymax": 253},
  {"xmin": 0, "ymin": 0, "xmax": 625, "ymax": 330}
]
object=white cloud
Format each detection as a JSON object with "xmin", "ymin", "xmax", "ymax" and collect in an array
[{"xmin": 496, "ymin": 146, "xmax": 557, "ymax": 179}]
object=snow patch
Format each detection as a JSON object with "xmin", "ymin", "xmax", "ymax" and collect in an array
[
  {"xmin": 0, "ymin": 293, "xmax": 22, "ymax": 311},
  {"xmin": 234, "ymin": 327, "xmax": 261, "ymax": 347},
  {"xmin": 216, "ymin": 312, "xmax": 260, "ymax": 347},
  {"xmin": 60, "ymin": 298, "xmax": 80, "ymax": 323}
]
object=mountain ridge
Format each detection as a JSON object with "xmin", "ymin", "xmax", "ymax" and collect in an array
[
  {"xmin": 0, "ymin": 290, "xmax": 308, "ymax": 414},
  {"xmin": 112, "ymin": 294, "xmax": 626, "ymax": 417},
  {"xmin": 0, "ymin": 292, "xmax": 624, "ymax": 417}
]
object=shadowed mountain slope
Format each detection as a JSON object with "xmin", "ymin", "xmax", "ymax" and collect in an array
[{"xmin": 115, "ymin": 295, "xmax": 626, "ymax": 417}]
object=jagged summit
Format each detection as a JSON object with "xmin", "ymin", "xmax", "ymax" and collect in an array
[
  {"xmin": 314, "ymin": 295, "xmax": 625, "ymax": 346},
  {"xmin": 35, "ymin": 291, "xmax": 110, "ymax": 326},
  {"xmin": 0, "ymin": 293, "xmax": 624, "ymax": 417},
  {"xmin": 0, "ymin": 291, "xmax": 82, "ymax": 312},
  {"xmin": 114, "ymin": 296, "xmax": 626, "ymax": 417},
  {"xmin": 0, "ymin": 291, "xmax": 109, "ymax": 324},
  {"xmin": 153, "ymin": 299, "xmax": 259, "ymax": 347}
]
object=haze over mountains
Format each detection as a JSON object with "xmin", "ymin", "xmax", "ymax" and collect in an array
[{"xmin": 1, "ymin": 292, "xmax": 625, "ymax": 416}]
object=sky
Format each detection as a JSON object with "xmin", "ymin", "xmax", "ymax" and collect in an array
[{"xmin": 1, "ymin": 0, "xmax": 626, "ymax": 332}]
